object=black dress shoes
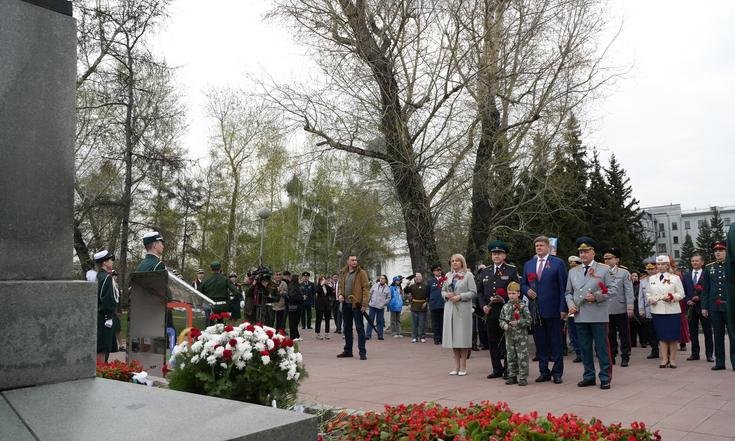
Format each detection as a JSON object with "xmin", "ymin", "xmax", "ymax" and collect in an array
[
  {"xmin": 646, "ymin": 353, "xmax": 659, "ymax": 359},
  {"xmin": 359, "ymin": 354, "xmax": 367, "ymax": 360},
  {"xmin": 687, "ymin": 355, "xmax": 700, "ymax": 361},
  {"xmin": 505, "ymin": 377, "xmax": 518, "ymax": 385},
  {"xmin": 577, "ymin": 378, "xmax": 596, "ymax": 387},
  {"xmin": 620, "ymin": 359, "xmax": 629, "ymax": 367},
  {"xmin": 553, "ymin": 377, "xmax": 563, "ymax": 384},
  {"xmin": 712, "ymin": 365, "xmax": 726, "ymax": 371},
  {"xmin": 535, "ymin": 375, "xmax": 551, "ymax": 383},
  {"xmin": 336, "ymin": 352, "xmax": 353, "ymax": 358},
  {"xmin": 600, "ymin": 382, "xmax": 611, "ymax": 390},
  {"xmin": 487, "ymin": 372, "xmax": 504, "ymax": 379}
]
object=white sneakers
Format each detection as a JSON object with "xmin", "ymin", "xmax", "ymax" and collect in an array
[
  {"xmin": 449, "ymin": 370, "xmax": 458, "ymax": 375},
  {"xmin": 411, "ymin": 338, "xmax": 417, "ymax": 343},
  {"xmin": 420, "ymin": 338, "xmax": 426, "ymax": 343},
  {"xmin": 411, "ymin": 338, "xmax": 427, "ymax": 343},
  {"xmin": 449, "ymin": 370, "xmax": 467, "ymax": 376}
]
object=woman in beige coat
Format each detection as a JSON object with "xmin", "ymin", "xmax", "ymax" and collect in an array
[
  {"xmin": 442, "ymin": 254, "xmax": 477, "ymax": 376},
  {"xmin": 647, "ymin": 254, "xmax": 685, "ymax": 368}
]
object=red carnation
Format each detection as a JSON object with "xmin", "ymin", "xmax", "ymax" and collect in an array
[
  {"xmin": 597, "ymin": 281, "xmax": 608, "ymax": 294},
  {"xmin": 260, "ymin": 350, "xmax": 270, "ymax": 357},
  {"xmin": 283, "ymin": 338, "xmax": 294, "ymax": 347},
  {"xmin": 255, "ymin": 322, "xmax": 263, "ymax": 327},
  {"xmin": 228, "ymin": 338, "xmax": 238, "ymax": 347},
  {"xmin": 222, "ymin": 349, "xmax": 233, "ymax": 361},
  {"xmin": 246, "ymin": 324, "xmax": 256, "ymax": 332},
  {"xmin": 513, "ymin": 311, "xmax": 520, "ymax": 320},
  {"xmin": 221, "ymin": 312, "xmax": 231, "ymax": 319},
  {"xmin": 210, "ymin": 313, "xmax": 220, "ymax": 321},
  {"xmin": 667, "ymin": 293, "xmax": 674, "ymax": 301},
  {"xmin": 224, "ymin": 325, "xmax": 234, "ymax": 332},
  {"xmin": 214, "ymin": 343, "xmax": 221, "ymax": 349},
  {"xmin": 527, "ymin": 273, "xmax": 537, "ymax": 282},
  {"xmin": 695, "ymin": 284, "xmax": 703, "ymax": 292},
  {"xmin": 189, "ymin": 328, "xmax": 202, "ymax": 340},
  {"xmin": 273, "ymin": 339, "xmax": 281, "ymax": 348},
  {"xmin": 278, "ymin": 329, "xmax": 286, "ymax": 336},
  {"xmin": 715, "ymin": 298, "xmax": 724, "ymax": 306},
  {"xmin": 161, "ymin": 363, "xmax": 170, "ymax": 377},
  {"xmin": 266, "ymin": 330, "xmax": 274, "ymax": 338},
  {"xmin": 496, "ymin": 288, "xmax": 507, "ymax": 297},
  {"xmin": 437, "ymin": 276, "xmax": 448, "ymax": 288}
]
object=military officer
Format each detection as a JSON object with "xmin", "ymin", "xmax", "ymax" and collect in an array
[
  {"xmin": 602, "ymin": 247, "xmax": 634, "ymax": 367},
  {"xmin": 702, "ymin": 241, "xmax": 734, "ymax": 370},
  {"xmin": 477, "ymin": 240, "xmax": 519, "ymax": 379},
  {"xmin": 201, "ymin": 261, "xmax": 241, "ymax": 320},
  {"xmin": 136, "ymin": 231, "xmax": 166, "ymax": 271},
  {"xmin": 565, "ymin": 237, "xmax": 616, "ymax": 390},
  {"xmin": 641, "ymin": 261, "xmax": 660, "ymax": 359},
  {"xmin": 95, "ymin": 250, "xmax": 119, "ymax": 363}
]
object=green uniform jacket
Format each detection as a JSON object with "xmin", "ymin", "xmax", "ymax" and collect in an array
[
  {"xmin": 136, "ymin": 253, "xmax": 166, "ymax": 272},
  {"xmin": 201, "ymin": 272, "xmax": 240, "ymax": 303},
  {"xmin": 406, "ymin": 282, "xmax": 428, "ymax": 312},
  {"xmin": 97, "ymin": 271, "xmax": 118, "ymax": 317},
  {"xmin": 703, "ymin": 261, "xmax": 727, "ymax": 312}
]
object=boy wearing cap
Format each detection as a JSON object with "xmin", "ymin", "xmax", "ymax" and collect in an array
[
  {"xmin": 136, "ymin": 231, "xmax": 166, "ymax": 271},
  {"xmin": 702, "ymin": 241, "xmax": 734, "ymax": 370},
  {"xmin": 499, "ymin": 282, "xmax": 531, "ymax": 386},
  {"xmin": 427, "ymin": 264, "xmax": 446, "ymax": 344},
  {"xmin": 95, "ymin": 250, "xmax": 119, "ymax": 363}
]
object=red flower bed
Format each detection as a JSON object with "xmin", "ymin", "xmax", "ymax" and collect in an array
[
  {"xmin": 96, "ymin": 359, "xmax": 143, "ymax": 382},
  {"xmin": 325, "ymin": 401, "xmax": 660, "ymax": 441}
]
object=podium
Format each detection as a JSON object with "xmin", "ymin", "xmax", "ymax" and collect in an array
[{"xmin": 128, "ymin": 270, "xmax": 222, "ymax": 376}]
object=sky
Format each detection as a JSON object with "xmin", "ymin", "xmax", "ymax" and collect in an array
[{"xmin": 152, "ymin": 0, "xmax": 735, "ymax": 211}]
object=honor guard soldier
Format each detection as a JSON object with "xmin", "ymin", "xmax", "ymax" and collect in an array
[
  {"xmin": 477, "ymin": 240, "xmax": 519, "ymax": 379},
  {"xmin": 702, "ymin": 241, "xmax": 734, "ymax": 370},
  {"xmin": 202, "ymin": 261, "xmax": 241, "ymax": 321},
  {"xmin": 136, "ymin": 231, "xmax": 166, "ymax": 271},
  {"xmin": 602, "ymin": 247, "xmax": 634, "ymax": 367},
  {"xmin": 95, "ymin": 250, "xmax": 119, "ymax": 363}
]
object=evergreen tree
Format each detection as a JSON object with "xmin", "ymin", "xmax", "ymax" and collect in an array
[
  {"xmin": 710, "ymin": 206, "xmax": 726, "ymax": 242},
  {"xmin": 598, "ymin": 154, "xmax": 652, "ymax": 267},
  {"xmin": 695, "ymin": 219, "xmax": 714, "ymax": 263},
  {"xmin": 679, "ymin": 233, "xmax": 695, "ymax": 270},
  {"xmin": 583, "ymin": 149, "xmax": 611, "ymax": 250}
]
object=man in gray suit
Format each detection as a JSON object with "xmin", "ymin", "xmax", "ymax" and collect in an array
[
  {"xmin": 565, "ymin": 237, "xmax": 616, "ymax": 390},
  {"xmin": 603, "ymin": 247, "xmax": 634, "ymax": 367}
]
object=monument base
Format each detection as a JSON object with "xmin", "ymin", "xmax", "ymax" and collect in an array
[
  {"xmin": 0, "ymin": 378, "xmax": 316, "ymax": 440},
  {"xmin": 0, "ymin": 280, "xmax": 96, "ymax": 390}
]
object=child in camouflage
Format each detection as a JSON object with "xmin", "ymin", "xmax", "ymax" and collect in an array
[{"xmin": 499, "ymin": 281, "xmax": 531, "ymax": 386}]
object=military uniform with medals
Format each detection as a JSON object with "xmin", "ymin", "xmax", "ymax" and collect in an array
[
  {"xmin": 95, "ymin": 250, "xmax": 119, "ymax": 356},
  {"xmin": 477, "ymin": 240, "xmax": 519, "ymax": 378},
  {"xmin": 603, "ymin": 247, "xmax": 634, "ymax": 366},
  {"xmin": 702, "ymin": 241, "xmax": 735, "ymax": 370}
]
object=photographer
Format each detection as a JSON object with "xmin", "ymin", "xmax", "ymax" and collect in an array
[{"xmin": 228, "ymin": 272, "xmax": 243, "ymax": 322}]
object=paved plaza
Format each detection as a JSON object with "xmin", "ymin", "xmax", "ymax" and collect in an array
[{"xmin": 297, "ymin": 328, "xmax": 735, "ymax": 441}]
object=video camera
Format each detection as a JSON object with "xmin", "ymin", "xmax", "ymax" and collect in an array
[{"xmin": 247, "ymin": 266, "xmax": 272, "ymax": 283}]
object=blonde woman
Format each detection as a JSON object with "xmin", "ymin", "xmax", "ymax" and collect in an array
[
  {"xmin": 647, "ymin": 255, "xmax": 685, "ymax": 368},
  {"xmin": 442, "ymin": 254, "xmax": 477, "ymax": 376}
]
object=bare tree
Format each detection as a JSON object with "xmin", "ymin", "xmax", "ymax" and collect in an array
[{"xmin": 266, "ymin": 0, "xmax": 479, "ymax": 271}]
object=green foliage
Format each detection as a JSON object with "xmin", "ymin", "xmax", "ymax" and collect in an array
[
  {"xmin": 696, "ymin": 219, "xmax": 714, "ymax": 264},
  {"xmin": 679, "ymin": 233, "xmax": 695, "ymax": 270},
  {"xmin": 710, "ymin": 207, "xmax": 726, "ymax": 242}
]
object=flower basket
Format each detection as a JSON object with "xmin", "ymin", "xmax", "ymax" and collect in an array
[
  {"xmin": 96, "ymin": 359, "xmax": 144, "ymax": 382},
  {"xmin": 167, "ymin": 322, "xmax": 306, "ymax": 408},
  {"xmin": 324, "ymin": 401, "xmax": 660, "ymax": 441}
]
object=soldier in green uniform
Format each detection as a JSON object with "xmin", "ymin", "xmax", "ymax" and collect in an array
[
  {"xmin": 702, "ymin": 241, "xmax": 735, "ymax": 370},
  {"xmin": 499, "ymin": 281, "xmax": 531, "ymax": 386},
  {"xmin": 136, "ymin": 231, "xmax": 166, "ymax": 272},
  {"xmin": 201, "ymin": 261, "xmax": 241, "ymax": 321},
  {"xmin": 95, "ymin": 250, "xmax": 119, "ymax": 363},
  {"xmin": 477, "ymin": 240, "xmax": 519, "ymax": 379}
]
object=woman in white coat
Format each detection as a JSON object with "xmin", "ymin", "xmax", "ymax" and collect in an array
[
  {"xmin": 647, "ymin": 254, "xmax": 685, "ymax": 368},
  {"xmin": 442, "ymin": 254, "xmax": 477, "ymax": 376}
]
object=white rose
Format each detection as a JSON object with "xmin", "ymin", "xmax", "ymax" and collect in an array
[{"xmin": 261, "ymin": 355, "xmax": 271, "ymax": 365}]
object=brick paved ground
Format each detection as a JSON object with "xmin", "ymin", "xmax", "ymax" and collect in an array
[{"xmin": 296, "ymin": 327, "xmax": 735, "ymax": 441}]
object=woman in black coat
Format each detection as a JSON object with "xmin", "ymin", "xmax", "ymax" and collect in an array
[
  {"xmin": 284, "ymin": 271, "xmax": 303, "ymax": 340},
  {"xmin": 315, "ymin": 276, "xmax": 334, "ymax": 340}
]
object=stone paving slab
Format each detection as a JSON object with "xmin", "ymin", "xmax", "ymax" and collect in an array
[{"xmin": 295, "ymin": 326, "xmax": 735, "ymax": 440}]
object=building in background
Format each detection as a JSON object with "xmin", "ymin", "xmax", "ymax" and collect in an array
[{"xmin": 641, "ymin": 204, "xmax": 735, "ymax": 260}]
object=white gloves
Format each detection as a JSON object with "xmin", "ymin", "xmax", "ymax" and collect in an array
[{"xmin": 104, "ymin": 319, "xmax": 113, "ymax": 328}]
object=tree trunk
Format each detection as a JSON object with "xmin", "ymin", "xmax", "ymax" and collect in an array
[
  {"xmin": 224, "ymin": 172, "xmax": 239, "ymax": 270},
  {"xmin": 119, "ymin": 48, "xmax": 135, "ymax": 305},
  {"xmin": 466, "ymin": 1, "xmax": 505, "ymax": 270},
  {"xmin": 73, "ymin": 219, "xmax": 94, "ymax": 274},
  {"xmin": 180, "ymin": 204, "xmax": 189, "ymax": 274}
]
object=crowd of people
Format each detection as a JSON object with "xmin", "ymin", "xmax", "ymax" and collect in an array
[{"xmin": 93, "ymin": 230, "xmax": 733, "ymax": 391}]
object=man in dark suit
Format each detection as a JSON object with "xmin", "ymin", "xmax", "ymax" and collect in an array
[
  {"xmin": 521, "ymin": 235, "xmax": 568, "ymax": 384},
  {"xmin": 684, "ymin": 253, "xmax": 713, "ymax": 362},
  {"xmin": 477, "ymin": 240, "xmax": 519, "ymax": 379}
]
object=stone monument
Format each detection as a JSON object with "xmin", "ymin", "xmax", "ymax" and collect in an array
[{"xmin": 0, "ymin": 1, "xmax": 316, "ymax": 439}]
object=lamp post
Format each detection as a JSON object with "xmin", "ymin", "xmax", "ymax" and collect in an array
[
  {"xmin": 336, "ymin": 250, "xmax": 343, "ymax": 271},
  {"xmin": 258, "ymin": 208, "xmax": 271, "ymax": 266}
]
